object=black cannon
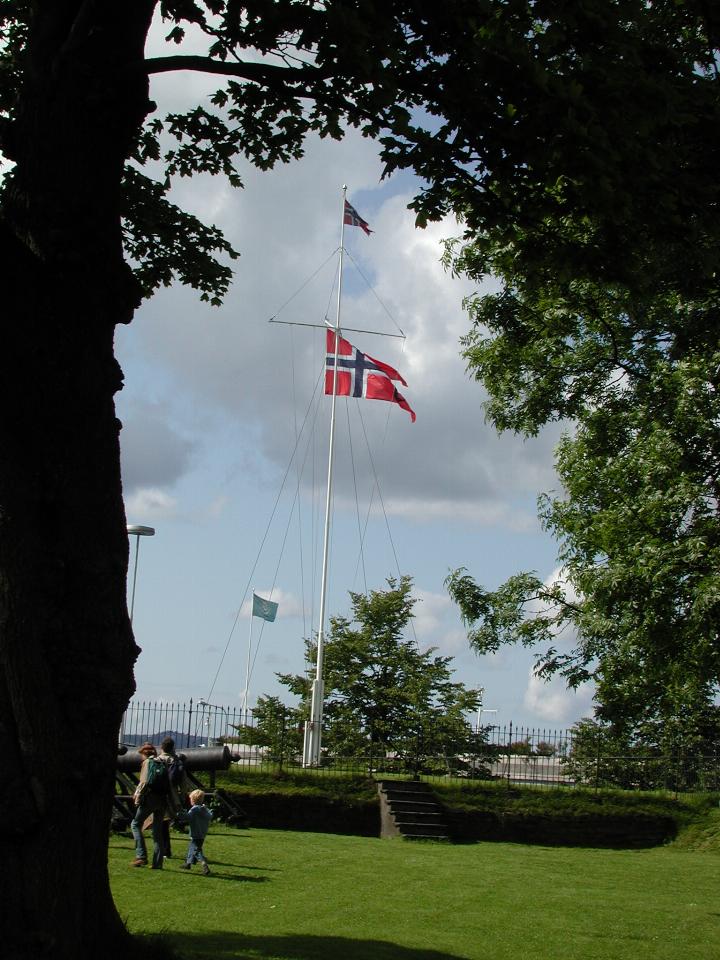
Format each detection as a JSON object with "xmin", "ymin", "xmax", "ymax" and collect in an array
[
  {"xmin": 113, "ymin": 745, "xmax": 245, "ymax": 831},
  {"xmin": 117, "ymin": 745, "xmax": 231, "ymax": 774}
]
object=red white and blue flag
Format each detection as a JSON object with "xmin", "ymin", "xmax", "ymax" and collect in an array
[
  {"xmin": 343, "ymin": 200, "xmax": 372, "ymax": 235},
  {"xmin": 325, "ymin": 331, "xmax": 416, "ymax": 422}
]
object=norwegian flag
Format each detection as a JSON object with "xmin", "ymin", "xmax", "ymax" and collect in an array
[
  {"xmin": 325, "ymin": 330, "xmax": 416, "ymax": 422},
  {"xmin": 343, "ymin": 200, "xmax": 372, "ymax": 235}
]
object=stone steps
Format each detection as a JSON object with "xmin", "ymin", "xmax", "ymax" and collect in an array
[{"xmin": 377, "ymin": 779, "xmax": 451, "ymax": 841}]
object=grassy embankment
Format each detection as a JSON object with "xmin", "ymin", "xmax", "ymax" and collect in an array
[{"xmin": 211, "ymin": 766, "xmax": 720, "ymax": 847}]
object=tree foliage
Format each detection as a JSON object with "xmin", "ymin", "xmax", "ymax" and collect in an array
[
  {"xmin": 445, "ymin": 4, "xmax": 720, "ymax": 742},
  {"xmin": 5, "ymin": 2, "xmax": 717, "ymax": 304},
  {"xmin": 278, "ymin": 577, "xmax": 481, "ymax": 767},
  {"xmin": 446, "ymin": 309, "xmax": 720, "ymax": 739},
  {"xmin": 405, "ymin": 0, "xmax": 720, "ymax": 293}
]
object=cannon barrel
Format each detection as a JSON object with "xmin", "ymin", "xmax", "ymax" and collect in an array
[{"xmin": 117, "ymin": 745, "xmax": 231, "ymax": 774}]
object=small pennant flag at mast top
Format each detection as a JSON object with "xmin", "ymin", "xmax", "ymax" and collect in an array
[
  {"xmin": 252, "ymin": 592, "xmax": 278, "ymax": 622},
  {"xmin": 343, "ymin": 199, "xmax": 372, "ymax": 235},
  {"xmin": 325, "ymin": 331, "xmax": 416, "ymax": 422}
]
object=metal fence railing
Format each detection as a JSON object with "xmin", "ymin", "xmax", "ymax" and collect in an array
[{"xmin": 119, "ymin": 700, "xmax": 720, "ymax": 793}]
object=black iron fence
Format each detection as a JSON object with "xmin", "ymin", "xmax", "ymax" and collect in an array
[{"xmin": 120, "ymin": 699, "xmax": 720, "ymax": 793}]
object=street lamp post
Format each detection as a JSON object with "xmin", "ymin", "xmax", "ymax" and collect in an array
[
  {"xmin": 127, "ymin": 524, "xmax": 155, "ymax": 623},
  {"xmin": 121, "ymin": 524, "xmax": 155, "ymax": 746}
]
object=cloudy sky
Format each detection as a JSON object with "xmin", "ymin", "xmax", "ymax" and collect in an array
[{"xmin": 116, "ymin": 19, "xmax": 595, "ymax": 731}]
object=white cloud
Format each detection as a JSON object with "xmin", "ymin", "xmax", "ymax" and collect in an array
[
  {"xmin": 434, "ymin": 627, "xmax": 470, "ymax": 657},
  {"xmin": 523, "ymin": 670, "xmax": 595, "ymax": 724},
  {"xmin": 516, "ymin": 566, "xmax": 595, "ymax": 722},
  {"xmin": 125, "ymin": 487, "xmax": 179, "ymax": 520},
  {"xmin": 385, "ymin": 496, "xmax": 540, "ymax": 530},
  {"xmin": 412, "ymin": 588, "xmax": 451, "ymax": 637}
]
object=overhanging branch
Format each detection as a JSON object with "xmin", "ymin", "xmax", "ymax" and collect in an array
[{"xmin": 144, "ymin": 54, "xmax": 326, "ymax": 88}]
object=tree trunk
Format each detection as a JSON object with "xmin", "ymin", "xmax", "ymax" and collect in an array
[{"xmin": 0, "ymin": 4, "xmax": 156, "ymax": 957}]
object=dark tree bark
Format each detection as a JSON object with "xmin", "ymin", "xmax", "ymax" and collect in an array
[{"xmin": 0, "ymin": 4, "xmax": 156, "ymax": 957}]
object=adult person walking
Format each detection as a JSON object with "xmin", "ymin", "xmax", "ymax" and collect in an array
[
  {"xmin": 130, "ymin": 736, "xmax": 192, "ymax": 868},
  {"xmin": 157, "ymin": 736, "xmax": 192, "ymax": 816},
  {"xmin": 156, "ymin": 735, "xmax": 193, "ymax": 857},
  {"xmin": 130, "ymin": 742, "xmax": 166, "ymax": 869}
]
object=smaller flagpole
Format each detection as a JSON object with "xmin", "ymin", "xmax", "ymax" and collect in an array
[
  {"xmin": 303, "ymin": 185, "xmax": 347, "ymax": 766},
  {"xmin": 243, "ymin": 592, "xmax": 254, "ymax": 725}
]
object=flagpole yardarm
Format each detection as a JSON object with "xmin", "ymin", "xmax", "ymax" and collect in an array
[{"xmin": 269, "ymin": 318, "xmax": 405, "ymax": 340}]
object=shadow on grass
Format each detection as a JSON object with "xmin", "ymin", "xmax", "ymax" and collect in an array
[
  {"xmin": 201, "ymin": 861, "xmax": 278, "ymax": 871},
  {"xmin": 179, "ymin": 872, "xmax": 269, "ymax": 884},
  {"xmin": 141, "ymin": 932, "xmax": 467, "ymax": 960}
]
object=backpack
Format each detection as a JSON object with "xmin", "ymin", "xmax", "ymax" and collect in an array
[
  {"xmin": 168, "ymin": 753, "xmax": 186, "ymax": 788},
  {"xmin": 145, "ymin": 755, "xmax": 169, "ymax": 794}
]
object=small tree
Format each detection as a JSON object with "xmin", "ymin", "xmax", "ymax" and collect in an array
[
  {"xmin": 565, "ymin": 711, "xmax": 720, "ymax": 792},
  {"xmin": 507, "ymin": 738, "xmax": 533, "ymax": 756},
  {"xmin": 562, "ymin": 719, "xmax": 667, "ymax": 790},
  {"xmin": 278, "ymin": 577, "xmax": 481, "ymax": 771},
  {"xmin": 232, "ymin": 695, "xmax": 303, "ymax": 764}
]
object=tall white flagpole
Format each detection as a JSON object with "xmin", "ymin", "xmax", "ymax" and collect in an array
[
  {"xmin": 303, "ymin": 185, "xmax": 348, "ymax": 766},
  {"xmin": 243, "ymin": 592, "xmax": 254, "ymax": 724}
]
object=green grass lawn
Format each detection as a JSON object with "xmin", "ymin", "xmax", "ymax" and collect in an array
[{"xmin": 110, "ymin": 826, "xmax": 719, "ymax": 960}]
